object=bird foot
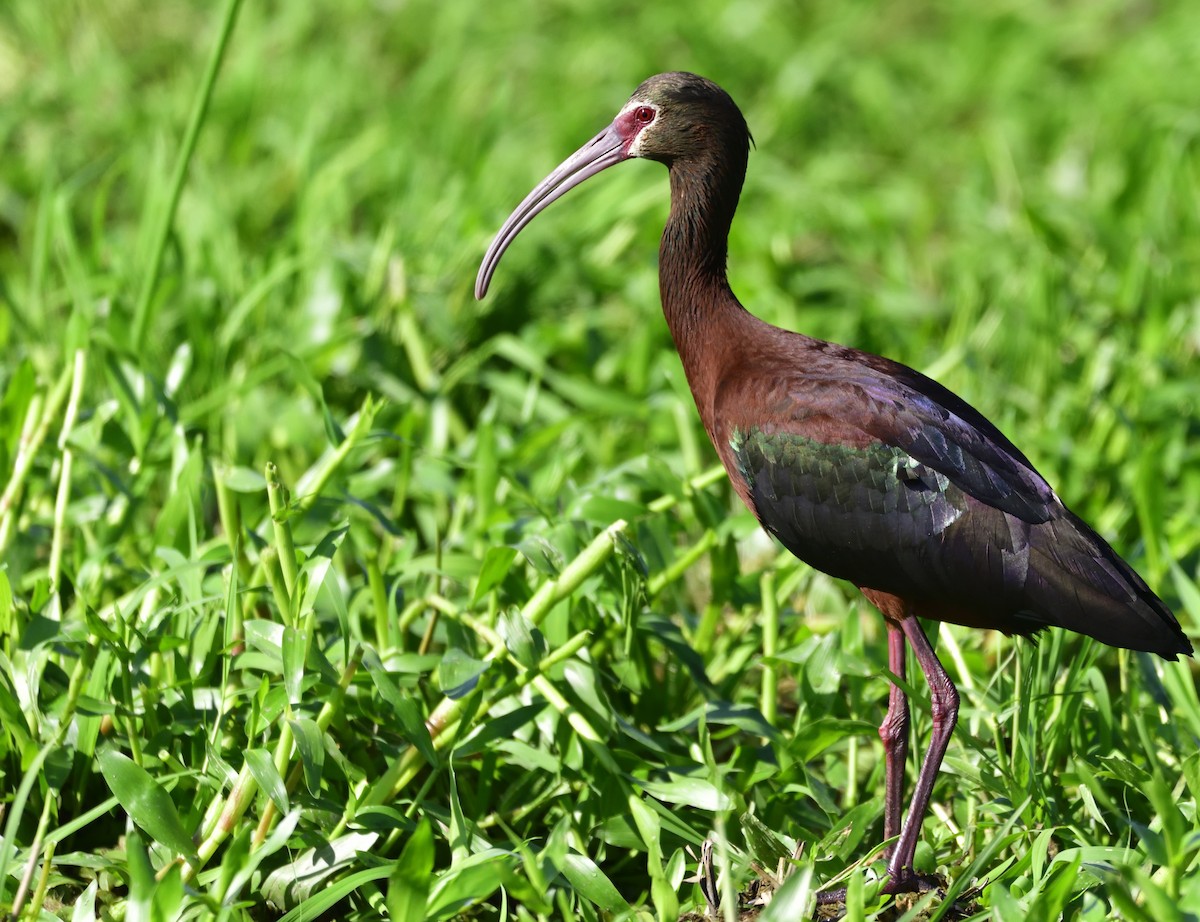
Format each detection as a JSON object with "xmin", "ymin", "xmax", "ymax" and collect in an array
[
  {"xmin": 814, "ymin": 886, "xmax": 850, "ymax": 906},
  {"xmin": 880, "ymin": 869, "xmax": 944, "ymax": 895},
  {"xmin": 815, "ymin": 869, "xmax": 945, "ymax": 906}
]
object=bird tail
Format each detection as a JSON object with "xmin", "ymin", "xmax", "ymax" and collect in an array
[{"xmin": 1024, "ymin": 510, "xmax": 1192, "ymax": 660}]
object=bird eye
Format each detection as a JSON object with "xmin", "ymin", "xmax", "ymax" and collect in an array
[{"xmin": 633, "ymin": 105, "xmax": 655, "ymax": 125}]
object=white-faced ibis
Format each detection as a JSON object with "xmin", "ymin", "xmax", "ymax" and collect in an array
[{"xmin": 475, "ymin": 72, "xmax": 1193, "ymax": 897}]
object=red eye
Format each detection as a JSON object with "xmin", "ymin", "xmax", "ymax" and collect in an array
[{"xmin": 633, "ymin": 105, "xmax": 655, "ymax": 125}]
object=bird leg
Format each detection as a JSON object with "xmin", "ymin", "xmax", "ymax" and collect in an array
[
  {"xmin": 879, "ymin": 622, "xmax": 910, "ymax": 859},
  {"xmin": 817, "ymin": 603, "xmax": 959, "ymax": 905},
  {"xmin": 817, "ymin": 616, "xmax": 916, "ymax": 906},
  {"xmin": 882, "ymin": 613, "xmax": 959, "ymax": 893}
]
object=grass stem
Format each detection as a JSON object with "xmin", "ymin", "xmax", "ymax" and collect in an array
[{"xmin": 129, "ymin": 0, "xmax": 244, "ymax": 349}]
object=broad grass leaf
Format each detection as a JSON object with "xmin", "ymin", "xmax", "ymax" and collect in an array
[
  {"xmin": 453, "ymin": 703, "xmax": 547, "ymax": 759},
  {"xmin": 1170, "ymin": 563, "xmax": 1200, "ymax": 623},
  {"xmin": 638, "ymin": 775, "xmax": 731, "ymax": 812},
  {"xmin": 96, "ymin": 749, "xmax": 198, "ymax": 864},
  {"xmin": 494, "ymin": 738, "xmax": 561, "ymax": 774},
  {"xmin": 1185, "ymin": 752, "xmax": 1200, "ymax": 812},
  {"xmin": 472, "ymin": 545, "xmax": 518, "ymax": 604},
  {"xmin": 844, "ymin": 872, "xmax": 865, "ymax": 917},
  {"xmin": 1029, "ymin": 826, "xmax": 1057, "ymax": 883},
  {"xmin": 262, "ymin": 831, "xmax": 380, "ymax": 908},
  {"xmin": 791, "ymin": 717, "xmax": 876, "ymax": 762},
  {"xmin": 758, "ymin": 863, "xmax": 813, "ymax": 921},
  {"xmin": 426, "ymin": 849, "xmax": 519, "ymax": 920},
  {"xmin": 152, "ymin": 448, "xmax": 204, "ymax": 551},
  {"xmin": 345, "ymin": 492, "xmax": 405, "ymax": 536},
  {"xmin": 74, "ymin": 695, "xmax": 116, "ymax": 718},
  {"xmin": 473, "ymin": 411, "xmax": 499, "ymax": 521},
  {"xmin": 125, "ymin": 830, "xmax": 154, "ymax": 920},
  {"xmin": 613, "ymin": 529, "xmax": 648, "ymax": 576},
  {"xmin": 740, "ymin": 812, "xmax": 791, "ymax": 868},
  {"xmin": 0, "ymin": 359, "xmax": 35, "ymax": 456},
  {"xmin": 650, "ymin": 875, "xmax": 679, "ymax": 921},
  {"xmin": 560, "ymin": 852, "xmax": 631, "ymax": 912},
  {"xmin": 299, "ymin": 526, "xmax": 348, "ymax": 616},
  {"xmin": 288, "ymin": 718, "xmax": 325, "ymax": 794},
  {"xmin": 69, "ymin": 880, "xmax": 98, "ymax": 922},
  {"xmin": 799, "ymin": 632, "xmax": 842, "ymax": 695},
  {"xmin": 437, "ymin": 647, "xmax": 488, "ymax": 699},
  {"xmin": 152, "ymin": 862, "xmax": 183, "ymax": 920},
  {"xmin": 540, "ymin": 815, "xmax": 572, "ymax": 881},
  {"xmin": 570, "ymin": 493, "xmax": 647, "ymax": 523},
  {"xmin": 1028, "ymin": 852, "xmax": 1081, "ymax": 918},
  {"xmin": 221, "ymin": 466, "xmax": 267, "ymax": 492},
  {"xmin": 1181, "ymin": 861, "xmax": 1200, "ymax": 915},
  {"xmin": 545, "ymin": 372, "xmax": 643, "ymax": 416},
  {"xmin": 0, "ymin": 570, "xmax": 11, "ymax": 635},
  {"xmin": 515, "ymin": 535, "xmax": 562, "ymax": 577},
  {"xmin": 665, "ymin": 848, "xmax": 687, "ymax": 890},
  {"xmin": 817, "ymin": 800, "xmax": 878, "ymax": 859},
  {"xmin": 1096, "ymin": 755, "xmax": 1151, "ymax": 785},
  {"xmin": 387, "ymin": 819, "xmax": 433, "ymax": 922},
  {"xmin": 243, "ymin": 620, "xmax": 284, "ymax": 662},
  {"xmin": 447, "ymin": 760, "xmax": 470, "ymax": 861},
  {"xmin": 628, "ymin": 794, "xmax": 663, "ymax": 865},
  {"xmin": 562, "ymin": 659, "xmax": 615, "ymax": 730},
  {"xmin": 389, "ymin": 652, "xmax": 442, "ymax": 675},
  {"xmin": 224, "ymin": 811, "xmax": 300, "ymax": 906},
  {"xmin": 282, "ymin": 626, "xmax": 306, "ymax": 704},
  {"xmin": 1076, "ymin": 777, "xmax": 1111, "ymax": 833},
  {"xmin": 1146, "ymin": 772, "xmax": 1185, "ymax": 862},
  {"xmin": 498, "ymin": 608, "xmax": 544, "ymax": 669},
  {"xmin": 631, "ymin": 797, "xmax": 679, "ymax": 918},
  {"xmin": 988, "ymin": 883, "xmax": 1026, "ymax": 922},
  {"xmin": 1051, "ymin": 845, "xmax": 1136, "ymax": 873},
  {"xmin": 1107, "ymin": 877, "xmax": 1159, "ymax": 922},
  {"xmin": 1161, "ymin": 656, "xmax": 1200, "ymax": 741},
  {"xmin": 284, "ymin": 351, "xmax": 344, "ymax": 445},
  {"xmin": 272, "ymin": 867, "xmax": 392, "ymax": 920},
  {"xmin": 705, "ymin": 701, "xmax": 777, "ymax": 738},
  {"xmin": 363, "ymin": 648, "xmax": 437, "ymax": 764},
  {"xmin": 639, "ymin": 614, "xmax": 713, "ymax": 691},
  {"xmin": 80, "ymin": 604, "xmax": 121, "ymax": 646},
  {"xmin": 244, "ymin": 748, "xmax": 289, "ymax": 815}
]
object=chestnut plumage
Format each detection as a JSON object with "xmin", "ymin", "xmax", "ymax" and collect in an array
[{"xmin": 476, "ymin": 71, "xmax": 1191, "ymax": 896}]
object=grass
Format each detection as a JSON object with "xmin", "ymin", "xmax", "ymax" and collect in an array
[{"xmin": 1, "ymin": 0, "xmax": 1199, "ymax": 919}]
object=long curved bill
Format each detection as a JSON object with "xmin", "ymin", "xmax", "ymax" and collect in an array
[{"xmin": 475, "ymin": 121, "xmax": 629, "ymax": 299}]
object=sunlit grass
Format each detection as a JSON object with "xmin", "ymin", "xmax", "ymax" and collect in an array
[{"xmin": 1, "ymin": 0, "xmax": 1199, "ymax": 919}]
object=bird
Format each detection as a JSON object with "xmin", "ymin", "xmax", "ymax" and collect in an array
[{"xmin": 474, "ymin": 71, "xmax": 1192, "ymax": 899}]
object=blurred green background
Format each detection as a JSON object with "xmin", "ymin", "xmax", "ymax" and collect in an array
[{"xmin": 2, "ymin": 0, "xmax": 1199, "ymax": 919}]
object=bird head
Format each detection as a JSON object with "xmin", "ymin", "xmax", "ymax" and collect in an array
[{"xmin": 474, "ymin": 72, "xmax": 750, "ymax": 299}]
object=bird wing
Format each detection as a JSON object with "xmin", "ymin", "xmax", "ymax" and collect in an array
[
  {"xmin": 838, "ymin": 367, "xmax": 1058, "ymax": 525},
  {"xmin": 724, "ymin": 356, "xmax": 1058, "ymax": 522},
  {"xmin": 713, "ymin": 343, "xmax": 1189, "ymax": 655},
  {"xmin": 717, "ymin": 357, "xmax": 1060, "ymax": 603}
]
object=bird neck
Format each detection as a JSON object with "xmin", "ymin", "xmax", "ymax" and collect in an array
[
  {"xmin": 660, "ymin": 154, "xmax": 744, "ymax": 290},
  {"xmin": 658, "ymin": 152, "xmax": 749, "ymax": 387}
]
